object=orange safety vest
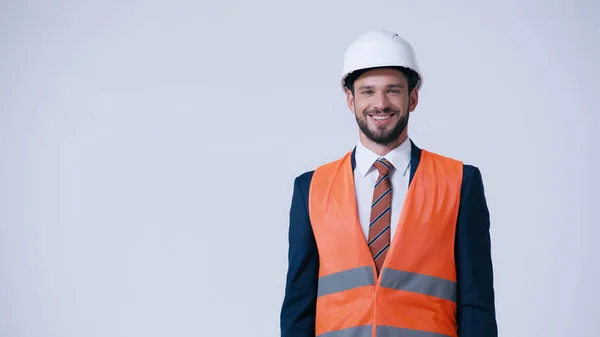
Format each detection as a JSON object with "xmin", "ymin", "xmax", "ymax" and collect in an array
[{"xmin": 308, "ymin": 149, "xmax": 463, "ymax": 337}]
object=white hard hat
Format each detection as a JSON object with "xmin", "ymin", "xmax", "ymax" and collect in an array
[{"xmin": 340, "ymin": 29, "xmax": 423, "ymax": 92}]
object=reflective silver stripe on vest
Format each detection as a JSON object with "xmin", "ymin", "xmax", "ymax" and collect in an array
[
  {"xmin": 317, "ymin": 325, "xmax": 373, "ymax": 337},
  {"xmin": 380, "ymin": 268, "xmax": 457, "ymax": 302},
  {"xmin": 377, "ymin": 326, "xmax": 453, "ymax": 337},
  {"xmin": 317, "ymin": 266, "xmax": 375, "ymax": 297}
]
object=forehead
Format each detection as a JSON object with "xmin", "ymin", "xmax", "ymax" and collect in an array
[{"xmin": 355, "ymin": 68, "xmax": 407, "ymax": 87}]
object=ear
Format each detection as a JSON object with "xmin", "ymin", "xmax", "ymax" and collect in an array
[
  {"xmin": 409, "ymin": 88, "xmax": 419, "ymax": 112},
  {"xmin": 345, "ymin": 88, "xmax": 355, "ymax": 113}
]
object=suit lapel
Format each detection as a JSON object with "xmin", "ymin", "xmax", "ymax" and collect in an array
[{"xmin": 409, "ymin": 139, "xmax": 422, "ymax": 186}]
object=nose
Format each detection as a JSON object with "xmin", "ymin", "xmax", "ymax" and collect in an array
[{"xmin": 373, "ymin": 92, "xmax": 391, "ymax": 110}]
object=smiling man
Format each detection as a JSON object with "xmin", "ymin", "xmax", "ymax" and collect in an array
[{"xmin": 280, "ymin": 30, "xmax": 498, "ymax": 337}]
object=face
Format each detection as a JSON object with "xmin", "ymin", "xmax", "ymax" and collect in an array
[{"xmin": 346, "ymin": 68, "xmax": 418, "ymax": 146}]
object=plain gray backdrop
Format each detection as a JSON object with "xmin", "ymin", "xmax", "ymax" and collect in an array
[{"xmin": 1, "ymin": 0, "xmax": 598, "ymax": 336}]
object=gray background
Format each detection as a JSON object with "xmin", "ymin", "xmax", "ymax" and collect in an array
[{"xmin": 1, "ymin": 0, "xmax": 598, "ymax": 336}]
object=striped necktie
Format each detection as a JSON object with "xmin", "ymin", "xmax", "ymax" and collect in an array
[{"xmin": 368, "ymin": 158, "xmax": 394, "ymax": 275}]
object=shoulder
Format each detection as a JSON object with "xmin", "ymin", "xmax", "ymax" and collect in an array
[
  {"xmin": 422, "ymin": 148, "xmax": 465, "ymax": 168},
  {"xmin": 292, "ymin": 151, "xmax": 352, "ymax": 191},
  {"xmin": 420, "ymin": 148, "xmax": 485, "ymax": 197},
  {"xmin": 293, "ymin": 170, "xmax": 315, "ymax": 196},
  {"xmin": 420, "ymin": 147, "xmax": 483, "ymax": 182},
  {"xmin": 462, "ymin": 163, "xmax": 482, "ymax": 181}
]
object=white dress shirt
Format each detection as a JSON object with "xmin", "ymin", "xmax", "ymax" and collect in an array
[{"xmin": 353, "ymin": 137, "xmax": 412, "ymax": 241}]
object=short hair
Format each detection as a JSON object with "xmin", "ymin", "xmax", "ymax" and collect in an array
[{"xmin": 344, "ymin": 66, "xmax": 420, "ymax": 94}]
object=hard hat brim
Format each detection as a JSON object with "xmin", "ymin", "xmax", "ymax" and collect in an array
[{"xmin": 341, "ymin": 65, "xmax": 423, "ymax": 92}]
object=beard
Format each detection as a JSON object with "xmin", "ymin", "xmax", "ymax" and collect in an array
[{"xmin": 355, "ymin": 105, "xmax": 409, "ymax": 146}]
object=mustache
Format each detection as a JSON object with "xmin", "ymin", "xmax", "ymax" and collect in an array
[{"xmin": 364, "ymin": 107, "xmax": 401, "ymax": 115}]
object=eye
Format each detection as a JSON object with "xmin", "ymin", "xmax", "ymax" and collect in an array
[{"xmin": 361, "ymin": 90, "xmax": 373, "ymax": 95}]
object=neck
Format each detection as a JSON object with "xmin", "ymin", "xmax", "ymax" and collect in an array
[{"xmin": 359, "ymin": 132, "xmax": 409, "ymax": 156}]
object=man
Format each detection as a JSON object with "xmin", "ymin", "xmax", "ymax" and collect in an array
[{"xmin": 280, "ymin": 30, "xmax": 497, "ymax": 337}]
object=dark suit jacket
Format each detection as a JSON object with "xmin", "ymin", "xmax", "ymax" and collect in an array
[{"xmin": 280, "ymin": 140, "xmax": 498, "ymax": 337}]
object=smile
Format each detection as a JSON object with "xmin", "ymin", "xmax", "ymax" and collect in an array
[{"xmin": 368, "ymin": 113, "xmax": 396, "ymax": 123}]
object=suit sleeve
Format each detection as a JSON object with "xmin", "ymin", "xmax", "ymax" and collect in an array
[
  {"xmin": 456, "ymin": 166, "xmax": 498, "ymax": 337},
  {"xmin": 280, "ymin": 173, "xmax": 319, "ymax": 337}
]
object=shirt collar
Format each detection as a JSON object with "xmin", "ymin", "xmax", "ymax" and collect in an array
[{"xmin": 355, "ymin": 137, "xmax": 412, "ymax": 177}]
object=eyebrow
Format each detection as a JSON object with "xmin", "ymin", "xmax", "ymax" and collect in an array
[{"xmin": 357, "ymin": 83, "xmax": 405, "ymax": 90}]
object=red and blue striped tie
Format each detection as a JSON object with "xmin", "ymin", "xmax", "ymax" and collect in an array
[{"xmin": 368, "ymin": 158, "xmax": 394, "ymax": 275}]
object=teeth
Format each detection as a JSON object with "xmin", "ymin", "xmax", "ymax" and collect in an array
[{"xmin": 372, "ymin": 115, "xmax": 391, "ymax": 120}]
